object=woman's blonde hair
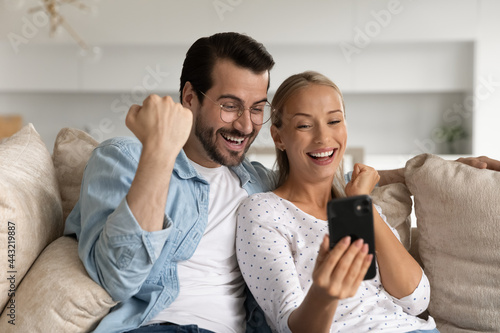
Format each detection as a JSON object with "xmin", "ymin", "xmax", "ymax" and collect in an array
[{"xmin": 271, "ymin": 71, "xmax": 347, "ymax": 198}]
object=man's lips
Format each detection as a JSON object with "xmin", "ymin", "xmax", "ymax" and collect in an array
[
  {"xmin": 221, "ymin": 132, "xmax": 245, "ymax": 145},
  {"xmin": 219, "ymin": 132, "xmax": 250, "ymax": 151}
]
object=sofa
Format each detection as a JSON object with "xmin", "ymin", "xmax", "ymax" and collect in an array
[{"xmin": 0, "ymin": 124, "xmax": 499, "ymax": 332}]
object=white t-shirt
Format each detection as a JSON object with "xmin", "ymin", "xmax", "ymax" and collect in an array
[
  {"xmin": 236, "ymin": 192, "xmax": 436, "ymax": 333},
  {"xmin": 147, "ymin": 161, "xmax": 248, "ymax": 333}
]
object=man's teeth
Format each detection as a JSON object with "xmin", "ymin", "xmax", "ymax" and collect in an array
[
  {"xmin": 309, "ymin": 150, "xmax": 334, "ymax": 158},
  {"xmin": 222, "ymin": 133, "xmax": 244, "ymax": 144}
]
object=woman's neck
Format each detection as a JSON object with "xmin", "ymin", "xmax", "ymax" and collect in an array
[{"xmin": 273, "ymin": 174, "xmax": 334, "ymax": 220}]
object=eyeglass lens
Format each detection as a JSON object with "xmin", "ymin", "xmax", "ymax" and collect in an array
[{"xmin": 220, "ymin": 102, "xmax": 272, "ymax": 125}]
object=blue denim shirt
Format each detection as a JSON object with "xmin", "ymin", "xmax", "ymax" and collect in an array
[{"xmin": 64, "ymin": 136, "xmax": 276, "ymax": 333}]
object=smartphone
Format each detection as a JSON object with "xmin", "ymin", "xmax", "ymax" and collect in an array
[{"xmin": 327, "ymin": 194, "xmax": 376, "ymax": 280}]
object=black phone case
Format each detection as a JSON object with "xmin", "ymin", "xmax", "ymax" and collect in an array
[{"xmin": 327, "ymin": 195, "xmax": 376, "ymax": 280}]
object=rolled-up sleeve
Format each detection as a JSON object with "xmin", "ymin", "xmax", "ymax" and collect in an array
[
  {"xmin": 71, "ymin": 140, "xmax": 173, "ymax": 301},
  {"xmin": 391, "ymin": 269, "xmax": 431, "ymax": 316}
]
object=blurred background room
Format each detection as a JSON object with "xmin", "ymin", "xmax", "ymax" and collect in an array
[{"xmin": 1, "ymin": 0, "xmax": 499, "ymax": 172}]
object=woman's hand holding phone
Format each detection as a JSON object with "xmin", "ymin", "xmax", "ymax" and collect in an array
[
  {"xmin": 288, "ymin": 235, "xmax": 373, "ymax": 333},
  {"xmin": 310, "ymin": 235, "xmax": 373, "ymax": 302}
]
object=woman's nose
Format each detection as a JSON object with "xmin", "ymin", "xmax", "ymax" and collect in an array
[{"xmin": 314, "ymin": 124, "xmax": 329, "ymax": 144}]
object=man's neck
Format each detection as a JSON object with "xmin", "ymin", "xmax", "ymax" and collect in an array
[{"xmin": 183, "ymin": 143, "xmax": 221, "ymax": 168}]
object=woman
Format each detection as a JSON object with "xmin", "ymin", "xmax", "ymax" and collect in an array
[{"xmin": 236, "ymin": 71, "xmax": 438, "ymax": 333}]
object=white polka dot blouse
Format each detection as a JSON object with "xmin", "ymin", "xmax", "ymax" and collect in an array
[{"xmin": 236, "ymin": 192, "xmax": 436, "ymax": 333}]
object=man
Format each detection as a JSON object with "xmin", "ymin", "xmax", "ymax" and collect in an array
[
  {"xmin": 65, "ymin": 32, "xmax": 276, "ymax": 333},
  {"xmin": 65, "ymin": 32, "xmax": 500, "ymax": 333}
]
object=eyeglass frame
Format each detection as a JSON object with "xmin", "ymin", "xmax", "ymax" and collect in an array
[{"xmin": 198, "ymin": 90, "xmax": 273, "ymax": 126}]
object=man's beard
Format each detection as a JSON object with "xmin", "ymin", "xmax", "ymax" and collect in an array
[{"xmin": 194, "ymin": 115, "xmax": 255, "ymax": 167}]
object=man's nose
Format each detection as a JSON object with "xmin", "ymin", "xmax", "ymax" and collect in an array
[{"xmin": 232, "ymin": 109, "xmax": 254, "ymax": 135}]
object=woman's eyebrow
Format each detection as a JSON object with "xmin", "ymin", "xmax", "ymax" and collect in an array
[
  {"xmin": 291, "ymin": 112, "xmax": 312, "ymax": 118},
  {"xmin": 291, "ymin": 110, "xmax": 342, "ymax": 118}
]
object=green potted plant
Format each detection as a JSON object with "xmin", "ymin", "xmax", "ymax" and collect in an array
[{"xmin": 433, "ymin": 125, "xmax": 468, "ymax": 154}]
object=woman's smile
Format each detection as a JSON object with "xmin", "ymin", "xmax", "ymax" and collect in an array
[{"xmin": 306, "ymin": 147, "xmax": 338, "ymax": 165}]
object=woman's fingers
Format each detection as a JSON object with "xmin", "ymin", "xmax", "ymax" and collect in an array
[
  {"xmin": 313, "ymin": 236, "xmax": 350, "ymax": 285},
  {"xmin": 313, "ymin": 237, "xmax": 371, "ymax": 300},
  {"xmin": 341, "ymin": 244, "xmax": 372, "ymax": 297},
  {"xmin": 357, "ymin": 253, "xmax": 374, "ymax": 283},
  {"xmin": 345, "ymin": 163, "xmax": 380, "ymax": 196},
  {"xmin": 351, "ymin": 163, "xmax": 361, "ymax": 180},
  {"xmin": 329, "ymin": 239, "xmax": 365, "ymax": 282},
  {"xmin": 314, "ymin": 235, "xmax": 331, "ymax": 269},
  {"xmin": 333, "ymin": 241, "xmax": 371, "ymax": 299}
]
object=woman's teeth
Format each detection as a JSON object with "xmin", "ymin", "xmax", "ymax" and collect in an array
[
  {"xmin": 222, "ymin": 133, "xmax": 244, "ymax": 144},
  {"xmin": 308, "ymin": 150, "xmax": 334, "ymax": 158}
]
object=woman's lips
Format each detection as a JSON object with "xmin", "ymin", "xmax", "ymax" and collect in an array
[{"xmin": 306, "ymin": 148, "xmax": 337, "ymax": 165}]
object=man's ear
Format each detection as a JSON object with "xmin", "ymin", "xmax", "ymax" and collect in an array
[
  {"xmin": 271, "ymin": 125, "xmax": 285, "ymax": 151},
  {"xmin": 182, "ymin": 81, "xmax": 196, "ymax": 108}
]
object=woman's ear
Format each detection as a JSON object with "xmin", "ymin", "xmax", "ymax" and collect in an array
[
  {"xmin": 271, "ymin": 125, "xmax": 285, "ymax": 151},
  {"xmin": 182, "ymin": 82, "xmax": 196, "ymax": 108}
]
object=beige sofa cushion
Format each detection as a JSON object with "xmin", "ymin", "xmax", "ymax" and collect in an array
[
  {"xmin": 0, "ymin": 124, "xmax": 63, "ymax": 311},
  {"xmin": 0, "ymin": 236, "xmax": 117, "ymax": 333},
  {"xmin": 52, "ymin": 127, "xmax": 99, "ymax": 222},
  {"xmin": 405, "ymin": 153, "xmax": 500, "ymax": 333},
  {"xmin": 371, "ymin": 183, "xmax": 413, "ymax": 250}
]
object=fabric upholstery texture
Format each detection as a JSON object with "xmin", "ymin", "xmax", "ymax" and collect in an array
[
  {"xmin": 0, "ymin": 236, "xmax": 117, "ymax": 333},
  {"xmin": 0, "ymin": 124, "xmax": 63, "ymax": 311},
  {"xmin": 0, "ymin": 126, "xmax": 112, "ymax": 332},
  {"xmin": 371, "ymin": 183, "xmax": 413, "ymax": 250},
  {"xmin": 52, "ymin": 127, "xmax": 99, "ymax": 222},
  {"xmin": 405, "ymin": 153, "xmax": 500, "ymax": 333}
]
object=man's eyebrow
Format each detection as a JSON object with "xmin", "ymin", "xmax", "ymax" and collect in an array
[
  {"xmin": 218, "ymin": 94, "xmax": 268, "ymax": 105},
  {"xmin": 292, "ymin": 110, "xmax": 342, "ymax": 118}
]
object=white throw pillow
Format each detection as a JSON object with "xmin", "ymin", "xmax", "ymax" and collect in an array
[
  {"xmin": 0, "ymin": 126, "xmax": 114, "ymax": 332},
  {"xmin": 0, "ymin": 124, "xmax": 63, "ymax": 312},
  {"xmin": 405, "ymin": 153, "xmax": 500, "ymax": 333},
  {"xmin": 52, "ymin": 127, "xmax": 99, "ymax": 222},
  {"xmin": 0, "ymin": 237, "xmax": 117, "ymax": 332},
  {"xmin": 371, "ymin": 183, "xmax": 413, "ymax": 251}
]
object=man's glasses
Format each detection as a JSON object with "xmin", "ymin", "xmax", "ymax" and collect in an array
[{"xmin": 199, "ymin": 91, "xmax": 273, "ymax": 126}]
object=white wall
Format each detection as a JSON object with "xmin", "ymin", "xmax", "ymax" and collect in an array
[
  {"xmin": 0, "ymin": 0, "xmax": 478, "ymax": 45},
  {"xmin": 473, "ymin": 0, "xmax": 500, "ymax": 158},
  {"xmin": 0, "ymin": 0, "xmax": 496, "ymax": 160},
  {"xmin": 0, "ymin": 92, "xmax": 134, "ymax": 150}
]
